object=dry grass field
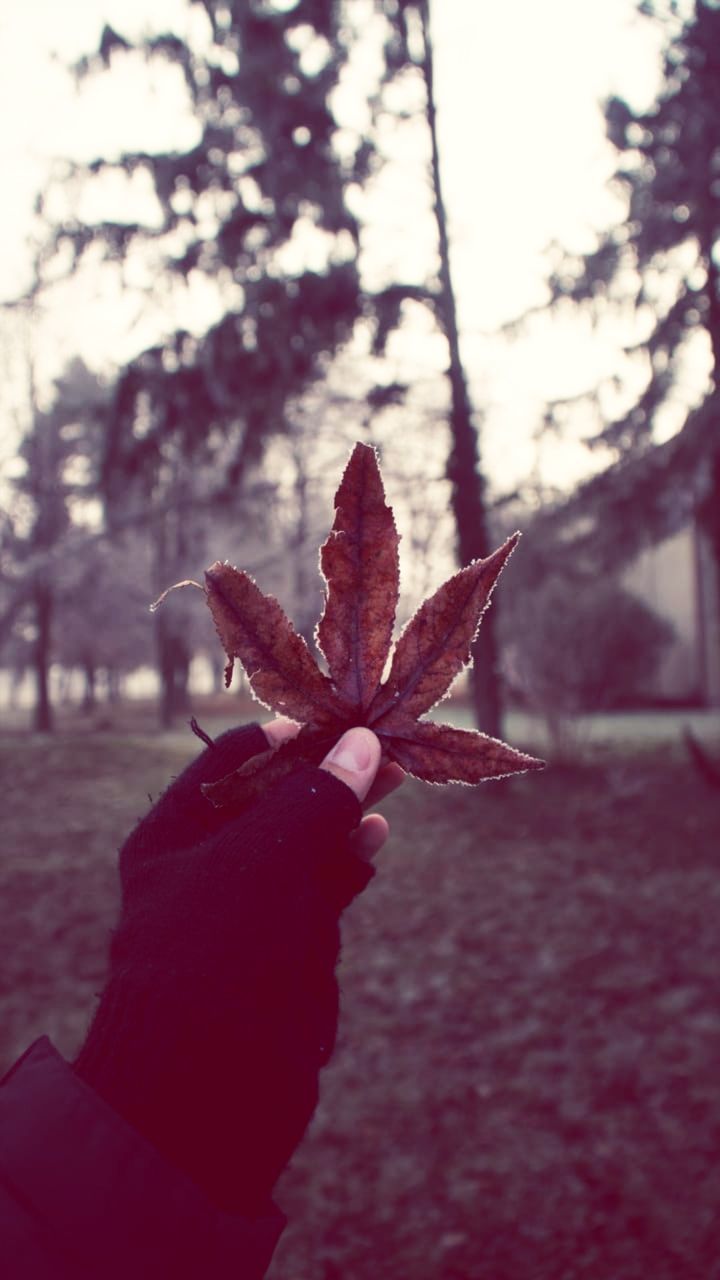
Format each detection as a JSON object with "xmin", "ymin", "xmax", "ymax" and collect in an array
[{"xmin": 1, "ymin": 702, "xmax": 719, "ymax": 1278}]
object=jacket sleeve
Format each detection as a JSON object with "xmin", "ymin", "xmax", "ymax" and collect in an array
[{"xmin": 0, "ymin": 1037, "xmax": 285, "ymax": 1280}]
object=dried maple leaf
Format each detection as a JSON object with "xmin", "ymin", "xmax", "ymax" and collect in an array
[
  {"xmin": 202, "ymin": 441, "xmax": 544, "ymax": 809},
  {"xmin": 317, "ymin": 440, "xmax": 400, "ymax": 713}
]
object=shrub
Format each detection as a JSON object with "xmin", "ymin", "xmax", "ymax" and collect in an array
[{"xmin": 502, "ymin": 574, "xmax": 675, "ymax": 751}]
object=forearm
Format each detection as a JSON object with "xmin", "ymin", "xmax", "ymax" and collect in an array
[{"xmin": 0, "ymin": 1038, "xmax": 284, "ymax": 1280}]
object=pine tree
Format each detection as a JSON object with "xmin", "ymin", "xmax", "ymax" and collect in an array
[
  {"xmin": 47, "ymin": 4, "xmax": 367, "ymax": 502},
  {"xmin": 544, "ymin": 0, "xmax": 720, "ymax": 581},
  {"xmin": 41, "ymin": 4, "xmax": 374, "ymax": 720}
]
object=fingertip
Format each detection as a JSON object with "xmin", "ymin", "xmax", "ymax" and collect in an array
[
  {"xmin": 351, "ymin": 812, "xmax": 389, "ymax": 862},
  {"xmin": 320, "ymin": 727, "xmax": 382, "ymax": 803},
  {"xmin": 263, "ymin": 717, "xmax": 302, "ymax": 749}
]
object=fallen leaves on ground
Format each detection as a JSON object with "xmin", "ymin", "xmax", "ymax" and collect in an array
[{"xmin": 3, "ymin": 733, "xmax": 717, "ymax": 1279}]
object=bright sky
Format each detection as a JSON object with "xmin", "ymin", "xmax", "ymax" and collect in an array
[{"xmin": 0, "ymin": 0, "xmax": 666, "ymax": 493}]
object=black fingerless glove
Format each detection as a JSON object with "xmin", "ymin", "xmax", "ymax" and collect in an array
[{"xmin": 74, "ymin": 725, "xmax": 374, "ymax": 1216}]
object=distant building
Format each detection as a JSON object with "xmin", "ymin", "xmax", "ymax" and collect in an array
[{"xmin": 623, "ymin": 523, "xmax": 720, "ymax": 706}]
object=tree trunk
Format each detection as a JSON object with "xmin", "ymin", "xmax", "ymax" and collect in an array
[
  {"xmin": 289, "ymin": 429, "xmax": 319, "ymax": 650},
  {"xmin": 82, "ymin": 658, "xmax": 97, "ymax": 711},
  {"xmin": 208, "ymin": 652, "xmax": 226, "ymax": 694},
  {"xmin": 700, "ymin": 253, "xmax": 720, "ymax": 701},
  {"xmin": 150, "ymin": 468, "xmax": 194, "ymax": 728},
  {"xmin": 107, "ymin": 669, "xmax": 123, "ymax": 704},
  {"xmin": 156, "ymin": 612, "xmax": 191, "ymax": 728},
  {"xmin": 33, "ymin": 581, "xmax": 54, "ymax": 732},
  {"xmin": 418, "ymin": 0, "xmax": 501, "ymax": 735}
]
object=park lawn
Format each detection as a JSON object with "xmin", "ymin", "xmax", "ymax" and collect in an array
[{"xmin": 1, "ymin": 725, "xmax": 720, "ymax": 1278}]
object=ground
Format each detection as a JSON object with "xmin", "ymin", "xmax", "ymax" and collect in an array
[{"xmin": 1, "ymin": 700, "xmax": 719, "ymax": 1278}]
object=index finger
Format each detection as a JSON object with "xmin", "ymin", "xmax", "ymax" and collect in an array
[{"xmin": 262, "ymin": 716, "xmax": 302, "ymax": 749}]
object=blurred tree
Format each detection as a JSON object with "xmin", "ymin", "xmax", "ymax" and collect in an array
[
  {"xmin": 0, "ymin": 358, "xmax": 108, "ymax": 730},
  {"xmin": 374, "ymin": 0, "xmax": 502, "ymax": 735},
  {"xmin": 52, "ymin": 534, "xmax": 154, "ymax": 712},
  {"xmin": 37, "ymin": 2, "xmax": 504, "ymax": 726},
  {"xmin": 39, "ymin": 2, "xmax": 396, "ymax": 720},
  {"xmin": 46, "ymin": 3, "xmax": 367, "ymax": 504},
  {"xmin": 542, "ymin": 0, "xmax": 720, "ymax": 589}
]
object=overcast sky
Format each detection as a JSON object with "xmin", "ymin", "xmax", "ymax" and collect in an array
[{"xmin": 0, "ymin": 0, "xmax": 666, "ymax": 492}]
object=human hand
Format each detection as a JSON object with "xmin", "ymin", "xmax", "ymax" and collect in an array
[
  {"xmin": 263, "ymin": 714, "xmax": 405, "ymax": 862},
  {"xmin": 73, "ymin": 720, "xmax": 403, "ymax": 1215}
]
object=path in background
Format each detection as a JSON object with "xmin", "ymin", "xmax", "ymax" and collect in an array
[{"xmin": 1, "ymin": 688, "xmax": 719, "ymax": 751}]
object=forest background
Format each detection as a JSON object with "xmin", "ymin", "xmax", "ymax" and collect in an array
[{"xmin": 3, "ymin": 0, "xmax": 718, "ymax": 739}]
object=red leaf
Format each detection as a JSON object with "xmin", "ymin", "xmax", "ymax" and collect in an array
[
  {"xmin": 204, "ymin": 561, "xmax": 344, "ymax": 726},
  {"xmin": 368, "ymin": 534, "xmax": 520, "ymax": 729},
  {"xmin": 380, "ymin": 718, "xmax": 544, "ymax": 784},
  {"xmin": 167, "ymin": 442, "xmax": 546, "ymax": 813},
  {"xmin": 317, "ymin": 442, "xmax": 400, "ymax": 712}
]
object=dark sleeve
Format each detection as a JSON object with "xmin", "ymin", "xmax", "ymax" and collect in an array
[{"xmin": 0, "ymin": 1038, "xmax": 285, "ymax": 1280}]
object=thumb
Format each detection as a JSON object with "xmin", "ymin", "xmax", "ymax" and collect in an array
[{"xmin": 320, "ymin": 727, "xmax": 382, "ymax": 804}]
